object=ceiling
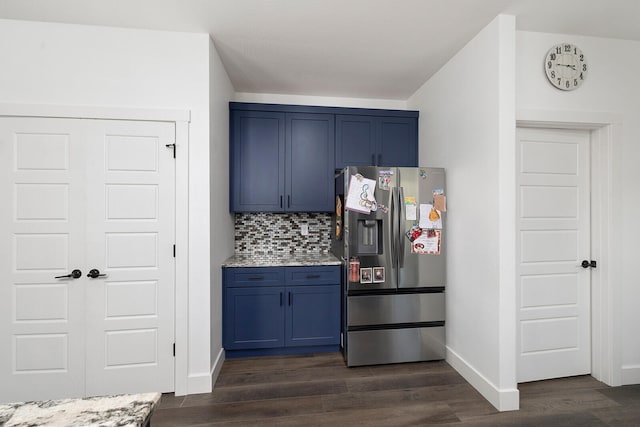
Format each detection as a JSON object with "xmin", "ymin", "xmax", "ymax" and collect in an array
[{"xmin": 1, "ymin": 0, "xmax": 639, "ymax": 100}]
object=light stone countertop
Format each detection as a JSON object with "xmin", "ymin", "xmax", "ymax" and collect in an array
[
  {"xmin": 0, "ymin": 392, "xmax": 160, "ymax": 427},
  {"xmin": 222, "ymin": 252, "xmax": 342, "ymax": 267}
]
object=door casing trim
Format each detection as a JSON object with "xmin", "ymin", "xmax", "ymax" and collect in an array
[
  {"xmin": 517, "ymin": 109, "xmax": 621, "ymax": 386},
  {"xmin": 0, "ymin": 102, "xmax": 191, "ymax": 395}
]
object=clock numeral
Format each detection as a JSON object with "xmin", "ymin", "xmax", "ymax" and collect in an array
[
  {"xmin": 566, "ymin": 80, "xmax": 570, "ymax": 89},
  {"xmin": 580, "ymin": 73, "xmax": 584, "ymax": 80},
  {"xmin": 547, "ymin": 61, "xmax": 552, "ymax": 69},
  {"xmin": 580, "ymin": 54, "xmax": 584, "ymax": 61},
  {"xmin": 556, "ymin": 46, "xmax": 562, "ymax": 54},
  {"xmin": 557, "ymin": 77, "xmax": 562, "ymax": 85},
  {"xmin": 574, "ymin": 79, "xmax": 578, "ymax": 86},
  {"xmin": 574, "ymin": 47, "xmax": 578, "ymax": 54},
  {"xmin": 564, "ymin": 44, "xmax": 571, "ymax": 52},
  {"xmin": 550, "ymin": 53, "xmax": 556, "ymax": 60},
  {"xmin": 550, "ymin": 71, "xmax": 556, "ymax": 79},
  {"xmin": 583, "ymin": 64, "xmax": 587, "ymax": 72}
]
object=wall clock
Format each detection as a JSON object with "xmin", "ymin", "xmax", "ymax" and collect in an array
[{"xmin": 544, "ymin": 43, "xmax": 588, "ymax": 91}]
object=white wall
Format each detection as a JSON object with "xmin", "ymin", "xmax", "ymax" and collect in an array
[
  {"xmin": 0, "ymin": 18, "xmax": 214, "ymax": 394},
  {"xmin": 407, "ymin": 15, "xmax": 518, "ymax": 411},
  {"xmin": 208, "ymin": 38, "xmax": 235, "ymax": 384},
  {"xmin": 517, "ymin": 31, "xmax": 640, "ymax": 385}
]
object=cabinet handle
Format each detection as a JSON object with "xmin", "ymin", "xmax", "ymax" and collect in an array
[
  {"xmin": 280, "ymin": 195, "xmax": 283, "ymax": 208},
  {"xmin": 306, "ymin": 274, "xmax": 321, "ymax": 279},
  {"xmin": 288, "ymin": 292, "xmax": 292, "ymax": 306},
  {"xmin": 248, "ymin": 276, "xmax": 264, "ymax": 281},
  {"xmin": 288, "ymin": 195, "xmax": 290, "ymax": 208},
  {"xmin": 280, "ymin": 292, "xmax": 283, "ymax": 306}
]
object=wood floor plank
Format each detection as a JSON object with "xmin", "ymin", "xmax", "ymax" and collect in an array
[
  {"xmin": 345, "ymin": 371, "xmax": 467, "ymax": 393},
  {"xmin": 152, "ymin": 395, "xmax": 325, "ymax": 427},
  {"xmin": 184, "ymin": 378, "xmax": 348, "ymax": 406}
]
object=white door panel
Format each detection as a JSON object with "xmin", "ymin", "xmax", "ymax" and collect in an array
[
  {"xmin": 84, "ymin": 120, "xmax": 175, "ymax": 396},
  {"xmin": 0, "ymin": 117, "xmax": 175, "ymax": 402},
  {"xmin": 516, "ymin": 127, "xmax": 591, "ymax": 383},
  {"xmin": 0, "ymin": 118, "xmax": 87, "ymax": 401}
]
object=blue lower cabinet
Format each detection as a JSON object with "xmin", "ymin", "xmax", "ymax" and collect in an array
[
  {"xmin": 286, "ymin": 285, "xmax": 340, "ymax": 347},
  {"xmin": 224, "ymin": 287, "xmax": 285, "ymax": 350},
  {"xmin": 223, "ymin": 266, "xmax": 341, "ymax": 357}
]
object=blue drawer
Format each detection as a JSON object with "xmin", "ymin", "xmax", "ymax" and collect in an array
[
  {"xmin": 286, "ymin": 266, "xmax": 340, "ymax": 286},
  {"xmin": 224, "ymin": 267, "xmax": 285, "ymax": 287}
]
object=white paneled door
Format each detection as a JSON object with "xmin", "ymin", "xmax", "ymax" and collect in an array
[
  {"xmin": 0, "ymin": 117, "xmax": 175, "ymax": 402},
  {"xmin": 516, "ymin": 127, "xmax": 591, "ymax": 383}
]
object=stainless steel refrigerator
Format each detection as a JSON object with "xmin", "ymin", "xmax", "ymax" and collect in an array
[{"xmin": 331, "ymin": 166, "xmax": 446, "ymax": 367}]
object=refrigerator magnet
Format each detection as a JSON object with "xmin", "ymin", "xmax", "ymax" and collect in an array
[
  {"xmin": 360, "ymin": 268, "xmax": 372, "ymax": 284},
  {"xmin": 378, "ymin": 170, "xmax": 393, "ymax": 191},
  {"xmin": 373, "ymin": 267, "xmax": 385, "ymax": 283}
]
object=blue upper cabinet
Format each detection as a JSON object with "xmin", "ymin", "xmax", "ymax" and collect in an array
[
  {"xmin": 335, "ymin": 114, "xmax": 418, "ymax": 169},
  {"xmin": 378, "ymin": 116, "xmax": 418, "ymax": 167},
  {"xmin": 230, "ymin": 110, "xmax": 285, "ymax": 212},
  {"xmin": 335, "ymin": 115, "xmax": 377, "ymax": 167},
  {"xmin": 286, "ymin": 113, "xmax": 335, "ymax": 212}
]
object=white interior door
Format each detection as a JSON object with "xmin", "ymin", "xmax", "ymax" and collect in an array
[
  {"xmin": 516, "ymin": 127, "xmax": 591, "ymax": 383},
  {"xmin": 0, "ymin": 116, "xmax": 175, "ymax": 402},
  {"xmin": 0, "ymin": 118, "xmax": 88, "ymax": 401},
  {"xmin": 84, "ymin": 119, "xmax": 175, "ymax": 396}
]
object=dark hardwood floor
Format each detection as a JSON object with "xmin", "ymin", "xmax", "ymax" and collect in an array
[{"xmin": 152, "ymin": 352, "xmax": 640, "ymax": 426}]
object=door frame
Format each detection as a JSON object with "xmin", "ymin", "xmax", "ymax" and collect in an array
[
  {"xmin": 0, "ymin": 103, "xmax": 191, "ymax": 395},
  {"xmin": 516, "ymin": 109, "xmax": 622, "ymax": 386}
]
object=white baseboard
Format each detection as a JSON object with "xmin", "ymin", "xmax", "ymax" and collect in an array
[
  {"xmin": 211, "ymin": 348, "xmax": 225, "ymax": 389},
  {"xmin": 186, "ymin": 372, "xmax": 213, "ymax": 395},
  {"xmin": 446, "ymin": 346, "xmax": 519, "ymax": 411},
  {"xmin": 621, "ymin": 365, "xmax": 640, "ymax": 385}
]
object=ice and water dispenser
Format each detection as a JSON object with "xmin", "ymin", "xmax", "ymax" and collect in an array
[{"xmin": 355, "ymin": 219, "xmax": 382, "ymax": 255}]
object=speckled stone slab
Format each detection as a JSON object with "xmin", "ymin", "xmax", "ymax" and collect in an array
[
  {"xmin": 222, "ymin": 252, "xmax": 342, "ymax": 267},
  {"xmin": 0, "ymin": 392, "xmax": 160, "ymax": 427}
]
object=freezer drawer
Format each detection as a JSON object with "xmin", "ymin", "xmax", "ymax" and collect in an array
[
  {"xmin": 347, "ymin": 292, "xmax": 444, "ymax": 327},
  {"xmin": 346, "ymin": 326, "xmax": 445, "ymax": 366}
]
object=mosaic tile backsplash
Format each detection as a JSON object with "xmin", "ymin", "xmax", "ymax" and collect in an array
[{"xmin": 234, "ymin": 213, "xmax": 332, "ymax": 255}]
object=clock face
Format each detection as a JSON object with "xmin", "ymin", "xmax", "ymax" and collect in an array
[{"xmin": 545, "ymin": 43, "xmax": 588, "ymax": 91}]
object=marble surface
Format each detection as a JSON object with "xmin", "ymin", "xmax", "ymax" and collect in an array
[
  {"xmin": 0, "ymin": 392, "xmax": 160, "ymax": 427},
  {"xmin": 222, "ymin": 252, "xmax": 342, "ymax": 267}
]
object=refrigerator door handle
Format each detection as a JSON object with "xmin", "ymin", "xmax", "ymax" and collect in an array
[
  {"xmin": 390, "ymin": 187, "xmax": 397, "ymax": 267},
  {"xmin": 398, "ymin": 186, "xmax": 406, "ymax": 267}
]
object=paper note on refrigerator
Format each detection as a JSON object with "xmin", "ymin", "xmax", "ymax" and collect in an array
[
  {"xmin": 412, "ymin": 229, "xmax": 441, "ymax": 254},
  {"xmin": 433, "ymin": 194, "xmax": 447, "ymax": 212},
  {"xmin": 345, "ymin": 174, "xmax": 377, "ymax": 214},
  {"xmin": 419, "ymin": 204, "xmax": 442, "ymax": 229}
]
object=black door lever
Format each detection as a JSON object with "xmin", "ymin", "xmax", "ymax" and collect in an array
[
  {"xmin": 55, "ymin": 269, "xmax": 82, "ymax": 279},
  {"xmin": 581, "ymin": 260, "xmax": 597, "ymax": 269},
  {"xmin": 87, "ymin": 269, "xmax": 107, "ymax": 279}
]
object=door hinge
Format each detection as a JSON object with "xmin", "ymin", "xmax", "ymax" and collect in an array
[
  {"xmin": 166, "ymin": 143, "xmax": 176, "ymax": 158},
  {"xmin": 173, "ymin": 244, "xmax": 176, "ymax": 258},
  {"xmin": 173, "ymin": 343, "xmax": 176, "ymax": 357}
]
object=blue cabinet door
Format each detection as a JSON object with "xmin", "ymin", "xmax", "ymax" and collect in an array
[
  {"xmin": 285, "ymin": 285, "xmax": 340, "ymax": 347},
  {"xmin": 230, "ymin": 110, "xmax": 285, "ymax": 212},
  {"xmin": 378, "ymin": 116, "xmax": 418, "ymax": 167},
  {"xmin": 286, "ymin": 113, "xmax": 335, "ymax": 212},
  {"xmin": 335, "ymin": 115, "xmax": 376, "ymax": 169},
  {"xmin": 224, "ymin": 286, "xmax": 285, "ymax": 350}
]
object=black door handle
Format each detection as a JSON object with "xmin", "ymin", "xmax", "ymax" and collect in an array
[
  {"xmin": 87, "ymin": 269, "xmax": 107, "ymax": 278},
  {"xmin": 55, "ymin": 269, "xmax": 82, "ymax": 279},
  {"xmin": 581, "ymin": 260, "xmax": 597, "ymax": 269}
]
